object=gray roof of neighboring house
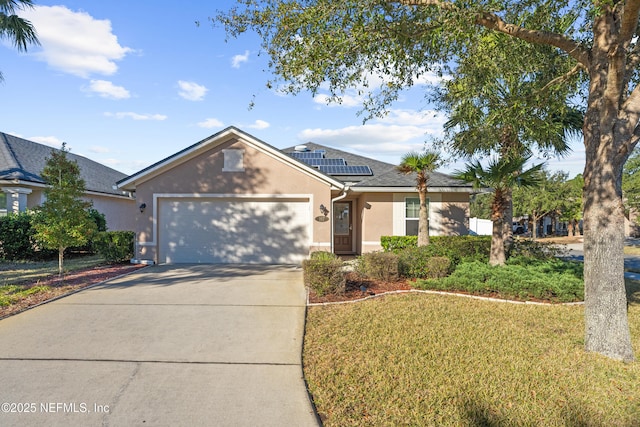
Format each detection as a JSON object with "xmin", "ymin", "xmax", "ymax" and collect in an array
[
  {"xmin": 0, "ymin": 132, "xmax": 130, "ymax": 197},
  {"xmin": 282, "ymin": 142, "xmax": 471, "ymax": 190}
]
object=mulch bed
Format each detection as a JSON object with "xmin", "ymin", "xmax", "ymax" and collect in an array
[
  {"xmin": 307, "ymin": 272, "xmax": 414, "ymax": 304},
  {"xmin": 0, "ymin": 263, "xmax": 146, "ymax": 319}
]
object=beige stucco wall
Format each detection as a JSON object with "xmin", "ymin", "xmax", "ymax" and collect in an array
[
  {"xmin": 132, "ymin": 137, "xmax": 334, "ymax": 263},
  {"xmin": 85, "ymin": 194, "xmax": 136, "ymax": 231},
  {"xmin": 2, "ymin": 184, "xmax": 134, "ymax": 231},
  {"xmin": 357, "ymin": 193, "xmax": 394, "ymax": 253},
  {"xmin": 355, "ymin": 191, "xmax": 471, "ymax": 253}
]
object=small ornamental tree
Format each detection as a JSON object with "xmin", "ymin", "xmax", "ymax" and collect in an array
[{"xmin": 33, "ymin": 143, "xmax": 97, "ymax": 275}]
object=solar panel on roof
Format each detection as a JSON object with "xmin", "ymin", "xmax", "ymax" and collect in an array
[
  {"xmin": 304, "ymin": 158, "xmax": 346, "ymax": 166},
  {"xmin": 318, "ymin": 165, "xmax": 373, "ymax": 175},
  {"xmin": 289, "ymin": 151, "xmax": 324, "ymax": 159}
]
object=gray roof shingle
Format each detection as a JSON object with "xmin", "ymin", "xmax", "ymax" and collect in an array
[
  {"xmin": 0, "ymin": 132, "xmax": 130, "ymax": 196},
  {"xmin": 282, "ymin": 142, "xmax": 471, "ymax": 190}
]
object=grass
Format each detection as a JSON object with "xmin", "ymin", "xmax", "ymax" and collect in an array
[
  {"xmin": 0, "ymin": 254, "xmax": 106, "ymax": 286},
  {"xmin": 303, "ymin": 280, "xmax": 640, "ymax": 426},
  {"xmin": 0, "ymin": 255, "xmax": 107, "ymax": 307}
]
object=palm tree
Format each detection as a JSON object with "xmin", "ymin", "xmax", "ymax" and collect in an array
[
  {"xmin": 454, "ymin": 156, "xmax": 543, "ymax": 266},
  {"xmin": 0, "ymin": 0, "xmax": 40, "ymax": 82},
  {"xmin": 396, "ymin": 151, "xmax": 441, "ymax": 246}
]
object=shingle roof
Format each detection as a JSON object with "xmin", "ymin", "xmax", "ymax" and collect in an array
[
  {"xmin": 282, "ymin": 142, "xmax": 471, "ymax": 190},
  {"xmin": 0, "ymin": 132, "xmax": 130, "ymax": 197}
]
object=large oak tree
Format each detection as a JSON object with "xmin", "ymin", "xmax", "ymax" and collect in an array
[{"xmin": 216, "ymin": 0, "xmax": 639, "ymax": 361}]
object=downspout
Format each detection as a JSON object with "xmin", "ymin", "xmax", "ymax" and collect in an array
[{"xmin": 330, "ymin": 186, "xmax": 350, "ymax": 254}]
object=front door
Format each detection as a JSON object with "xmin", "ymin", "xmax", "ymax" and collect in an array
[{"xmin": 334, "ymin": 201, "xmax": 353, "ymax": 253}]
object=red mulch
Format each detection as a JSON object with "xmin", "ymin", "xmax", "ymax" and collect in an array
[
  {"xmin": 0, "ymin": 263, "xmax": 145, "ymax": 319},
  {"xmin": 307, "ymin": 272, "xmax": 414, "ymax": 304}
]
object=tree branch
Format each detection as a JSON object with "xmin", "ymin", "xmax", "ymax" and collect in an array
[
  {"xmin": 394, "ymin": 0, "xmax": 590, "ymax": 67},
  {"xmin": 619, "ymin": 0, "xmax": 640, "ymax": 45},
  {"xmin": 538, "ymin": 63, "xmax": 585, "ymax": 93}
]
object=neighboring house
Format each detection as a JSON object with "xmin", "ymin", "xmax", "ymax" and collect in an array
[
  {"xmin": 117, "ymin": 127, "xmax": 473, "ymax": 265},
  {"xmin": 0, "ymin": 132, "xmax": 136, "ymax": 231}
]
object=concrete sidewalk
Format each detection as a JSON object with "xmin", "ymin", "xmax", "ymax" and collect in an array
[{"xmin": 0, "ymin": 264, "xmax": 319, "ymax": 426}]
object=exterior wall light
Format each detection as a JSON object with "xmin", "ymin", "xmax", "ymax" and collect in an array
[{"xmin": 139, "ymin": 203, "xmax": 146, "ymax": 213}]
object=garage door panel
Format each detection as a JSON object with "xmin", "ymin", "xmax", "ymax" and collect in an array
[{"xmin": 159, "ymin": 199, "xmax": 310, "ymax": 264}]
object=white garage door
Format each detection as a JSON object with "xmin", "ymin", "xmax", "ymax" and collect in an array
[{"xmin": 158, "ymin": 197, "xmax": 310, "ymax": 264}]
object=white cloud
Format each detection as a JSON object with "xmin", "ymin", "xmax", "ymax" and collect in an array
[
  {"xmin": 20, "ymin": 5, "xmax": 132, "ymax": 78},
  {"xmin": 177, "ymin": 80, "xmax": 208, "ymax": 101},
  {"xmin": 197, "ymin": 118, "xmax": 224, "ymax": 129},
  {"xmin": 313, "ymin": 93, "xmax": 363, "ymax": 108},
  {"xmin": 297, "ymin": 109, "xmax": 448, "ymax": 164},
  {"xmin": 29, "ymin": 136, "xmax": 65, "ymax": 149},
  {"xmin": 104, "ymin": 112, "xmax": 167, "ymax": 121},
  {"xmin": 246, "ymin": 120, "xmax": 270, "ymax": 130},
  {"xmin": 86, "ymin": 80, "xmax": 130, "ymax": 99},
  {"xmin": 231, "ymin": 50, "xmax": 249, "ymax": 68},
  {"xmin": 89, "ymin": 146, "xmax": 110, "ymax": 154}
]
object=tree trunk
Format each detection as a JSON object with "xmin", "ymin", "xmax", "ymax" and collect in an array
[
  {"xmin": 58, "ymin": 247, "xmax": 64, "ymax": 277},
  {"xmin": 503, "ymin": 188, "xmax": 514, "ymax": 255},
  {"xmin": 530, "ymin": 212, "xmax": 537, "ymax": 240},
  {"xmin": 581, "ymin": 48, "xmax": 635, "ymax": 360},
  {"xmin": 489, "ymin": 190, "xmax": 506, "ymax": 266},
  {"xmin": 583, "ymin": 164, "xmax": 634, "ymax": 362},
  {"xmin": 418, "ymin": 189, "xmax": 430, "ymax": 246}
]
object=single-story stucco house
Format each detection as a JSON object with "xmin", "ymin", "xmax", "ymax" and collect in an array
[
  {"xmin": 117, "ymin": 127, "xmax": 473, "ymax": 265},
  {"xmin": 0, "ymin": 132, "xmax": 136, "ymax": 231}
]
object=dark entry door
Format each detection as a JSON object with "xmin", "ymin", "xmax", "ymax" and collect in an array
[{"xmin": 334, "ymin": 201, "xmax": 352, "ymax": 253}]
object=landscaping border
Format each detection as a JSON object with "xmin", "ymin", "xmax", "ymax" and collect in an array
[{"xmin": 307, "ymin": 288, "xmax": 585, "ymax": 307}]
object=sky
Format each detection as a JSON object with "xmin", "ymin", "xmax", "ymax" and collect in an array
[{"xmin": 0, "ymin": 1, "xmax": 586, "ymax": 178}]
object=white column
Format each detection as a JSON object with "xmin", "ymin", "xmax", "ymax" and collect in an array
[{"xmin": 2, "ymin": 187, "xmax": 33, "ymax": 213}]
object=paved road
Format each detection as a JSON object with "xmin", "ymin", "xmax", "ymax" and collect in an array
[
  {"xmin": 561, "ymin": 241, "xmax": 640, "ymax": 280},
  {"xmin": 0, "ymin": 264, "xmax": 319, "ymax": 427}
]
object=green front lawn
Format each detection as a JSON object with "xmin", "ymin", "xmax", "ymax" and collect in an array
[{"xmin": 303, "ymin": 280, "xmax": 640, "ymax": 426}]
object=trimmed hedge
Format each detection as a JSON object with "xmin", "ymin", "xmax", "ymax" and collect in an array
[
  {"xmin": 303, "ymin": 251, "xmax": 346, "ymax": 296},
  {"xmin": 0, "ymin": 212, "xmax": 55, "ymax": 260},
  {"xmin": 380, "ymin": 236, "xmax": 418, "ymax": 251},
  {"xmin": 382, "ymin": 235, "xmax": 491, "ymax": 264},
  {"xmin": 93, "ymin": 231, "xmax": 135, "ymax": 263}
]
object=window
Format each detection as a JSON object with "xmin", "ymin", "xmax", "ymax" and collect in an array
[
  {"xmin": 405, "ymin": 197, "xmax": 428, "ymax": 236},
  {"xmin": 222, "ymin": 149, "xmax": 244, "ymax": 172}
]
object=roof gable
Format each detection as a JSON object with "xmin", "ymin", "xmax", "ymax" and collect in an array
[
  {"xmin": 0, "ymin": 132, "xmax": 131, "ymax": 197},
  {"xmin": 117, "ymin": 127, "xmax": 345, "ymax": 191}
]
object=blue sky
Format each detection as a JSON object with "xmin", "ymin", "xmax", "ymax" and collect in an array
[{"xmin": 0, "ymin": 1, "xmax": 585, "ymax": 177}]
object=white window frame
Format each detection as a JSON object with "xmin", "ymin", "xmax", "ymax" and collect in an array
[{"xmin": 404, "ymin": 196, "xmax": 429, "ymax": 236}]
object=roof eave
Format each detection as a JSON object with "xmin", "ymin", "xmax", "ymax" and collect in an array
[{"xmin": 350, "ymin": 186, "xmax": 475, "ymax": 193}]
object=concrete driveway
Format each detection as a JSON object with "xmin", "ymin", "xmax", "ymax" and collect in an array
[{"xmin": 0, "ymin": 265, "xmax": 319, "ymax": 427}]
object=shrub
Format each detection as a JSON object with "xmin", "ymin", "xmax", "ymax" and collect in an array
[
  {"xmin": 93, "ymin": 231, "xmax": 135, "ymax": 263},
  {"xmin": 380, "ymin": 236, "xmax": 417, "ymax": 252},
  {"xmin": 0, "ymin": 212, "xmax": 55, "ymax": 260},
  {"xmin": 398, "ymin": 246, "xmax": 434, "ymax": 278},
  {"xmin": 382, "ymin": 235, "xmax": 490, "ymax": 265},
  {"xmin": 425, "ymin": 256, "xmax": 452, "ymax": 279},
  {"xmin": 415, "ymin": 259, "xmax": 584, "ymax": 303},
  {"xmin": 356, "ymin": 252, "xmax": 399, "ymax": 281},
  {"xmin": 303, "ymin": 252, "xmax": 345, "ymax": 296},
  {"xmin": 508, "ymin": 238, "xmax": 564, "ymax": 260},
  {"xmin": 0, "ymin": 212, "xmax": 36, "ymax": 260}
]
